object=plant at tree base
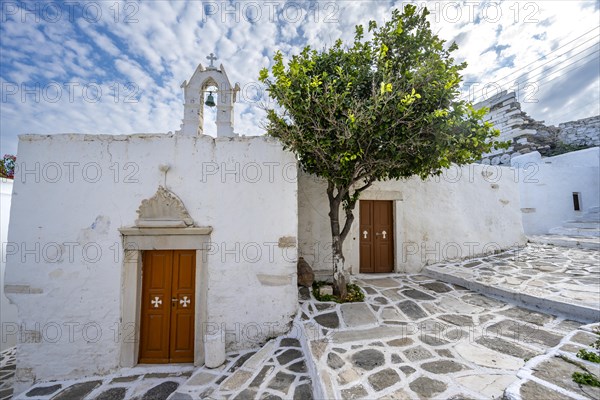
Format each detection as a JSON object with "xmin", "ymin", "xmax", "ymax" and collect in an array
[
  {"xmin": 572, "ymin": 327, "xmax": 600, "ymax": 387},
  {"xmin": 312, "ymin": 281, "xmax": 364, "ymax": 303},
  {"xmin": 0, "ymin": 154, "xmax": 16, "ymax": 179},
  {"xmin": 577, "ymin": 327, "xmax": 600, "ymax": 363},
  {"xmin": 259, "ymin": 5, "xmax": 506, "ymax": 299},
  {"xmin": 572, "ymin": 371, "xmax": 600, "ymax": 387}
]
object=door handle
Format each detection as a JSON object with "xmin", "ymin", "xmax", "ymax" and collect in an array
[{"xmin": 375, "ymin": 231, "xmax": 387, "ymax": 239}]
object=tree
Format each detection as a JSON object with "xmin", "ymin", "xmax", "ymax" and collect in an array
[
  {"xmin": 259, "ymin": 5, "xmax": 505, "ymax": 299},
  {"xmin": 0, "ymin": 154, "xmax": 16, "ymax": 179}
]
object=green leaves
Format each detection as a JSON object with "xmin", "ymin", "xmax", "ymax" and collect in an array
[
  {"xmin": 259, "ymin": 3, "xmax": 501, "ymax": 193},
  {"xmin": 400, "ymin": 88, "xmax": 420, "ymax": 105},
  {"xmin": 347, "ymin": 112, "xmax": 356, "ymax": 125},
  {"xmin": 355, "ymin": 24, "xmax": 364, "ymax": 40},
  {"xmin": 380, "ymin": 82, "xmax": 393, "ymax": 95},
  {"xmin": 379, "ymin": 43, "xmax": 389, "ymax": 59},
  {"xmin": 433, "ymin": 109, "xmax": 448, "ymax": 118},
  {"xmin": 258, "ymin": 68, "xmax": 269, "ymax": 82}
]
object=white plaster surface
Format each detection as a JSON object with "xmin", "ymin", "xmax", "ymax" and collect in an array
[
  {"xmin": 299, "ymin": 164, "xmax": 526, "ymax": 274},
  {"xmin": 0, "ymin": 179, "xmax": 17, "ymax": 351},
  {"xmin": 512, "ymin": 148, "xmax": 600, "ymax": 235},
  {"xmin": 5, "ymin": 134, "xmax": 299, "ymax": 392}
]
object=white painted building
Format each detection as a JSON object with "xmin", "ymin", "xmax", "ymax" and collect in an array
[
  {"xmin": 4, "ymin": 62, "xmax": 527, "ymax": 393},
  {"xmin": 512, "ymin": 147, "xmax": 600, "ymax": 235},
  {"xmin": 299, "ymin": 165, "xmax": 526, "ymax": 277},
  {"xmin": 1, "ymin": 178, "xmax": 18, "ymax": 351}
]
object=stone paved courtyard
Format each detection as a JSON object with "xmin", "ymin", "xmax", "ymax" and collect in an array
[
  {"xmin": 0, "ymin": 346, "xmax": 16, "ymax": 400},
  {"xmin": 299, "ymin": 272, "xmax": 599, "ymax": 399},
  {"xmin": 3, "ymin": 244, "xmax": 600, "ymax": 399},
  {"xmin": 6, "ymin": 336, "xmax": 313, "ymax": 400},
  {"xmin": 426, "ymin": 243, "xmax": 600, "ymax": 322}
]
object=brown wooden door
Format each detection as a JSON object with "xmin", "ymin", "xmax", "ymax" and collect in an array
[
  {"xmin": 139, "ymin": 250, "xmax": 195, "ymax": 364},
  {"xmin": 360, "ymin": 200, "xmax": 394, "ymax": 273}
]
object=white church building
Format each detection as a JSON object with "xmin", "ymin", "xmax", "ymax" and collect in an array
[{"xmin": 4, "ymin": 61, "xmax": 526, "ymax": 391}]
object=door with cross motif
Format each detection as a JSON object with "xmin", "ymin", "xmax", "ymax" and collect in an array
[
  {"xmin": 139, "ymin": 250, "xmax": 195, "ymax": 363},
  {"xmin": 359, "ymin": 200, "xmax": 394, "ymax": 273}
]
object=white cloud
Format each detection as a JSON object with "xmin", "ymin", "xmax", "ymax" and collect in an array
[{"xmin": 0, "ymin": 0, "xmax": 598, "ymax": 155}]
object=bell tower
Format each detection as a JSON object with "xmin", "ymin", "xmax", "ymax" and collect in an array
[{"xmin": 179, "ymin": 54, "xmax": 240, "ymax": 137}]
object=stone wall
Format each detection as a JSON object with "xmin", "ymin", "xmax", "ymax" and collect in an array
[
  {"xmin": 475, "ymin": 91, "xmax": 599, "ymax": 165},
  {"xmin": 558, "ymin": 116, "xmax": 600, "ymax": 147}
]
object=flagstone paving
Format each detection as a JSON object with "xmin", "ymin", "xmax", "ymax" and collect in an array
[
  {"xmin": 171, "ymin": 336, "xmax": 313, "ymax": 399},
  {"xmin": 299, "ymin": 273, "xmax": 596, "ymax": 399},
  {"xmin": 8, "ymin": 336, "xmax": 313, "ymax": 400},
  {"xmin": 12, "ymin": 364, "xmax": 195, "ymax": 400},
  {"xmin": 0, "ymin": 346, "xmax": 16, "ymax": 400},
  {"xmin": 505, "ymin": 322, "xmax": 600, "ymax": 400},
  {"xmin": 426, "ymin": 243, "xmax": 600, "ymax": 322}
]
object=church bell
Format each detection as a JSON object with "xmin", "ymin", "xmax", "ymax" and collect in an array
[{"xmin": 205, "ymin": 91, "xmax": 216, "ymax": 107}]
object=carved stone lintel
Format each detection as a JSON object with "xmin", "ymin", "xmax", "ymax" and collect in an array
[{"xmin": 135, "ymin": 186, "xmax": 194, "ymax": 227}]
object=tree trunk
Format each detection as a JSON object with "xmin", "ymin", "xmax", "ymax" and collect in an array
[
  {"xmin": 329, "ymin": 199, "xmax": 348, "ymax": 299},
  {"xmin": 328, "ymin": 186, "xmax": 348, "ymax": 300},
  {"xmin": 327, "ymin": 180, "xmax": 370, "ymax": 300},
  {"xmin": 331, "ymin": 234, "xmax": 348, "ymax": 300}
]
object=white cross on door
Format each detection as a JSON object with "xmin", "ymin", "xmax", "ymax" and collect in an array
[
  {"xmin": 179, "ymin": 296, "xmax": 191, "ymax": 308},
  {"xmin": 151, "ymin": 296, "xmax": 162, "ymax": 308}
]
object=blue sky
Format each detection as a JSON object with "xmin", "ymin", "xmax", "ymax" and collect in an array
[{"xmin": 1, "ymin": 0, "xmax": 599, "ymax": 156}]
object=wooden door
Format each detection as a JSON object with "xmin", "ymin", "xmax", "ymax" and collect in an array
[
  {"xmin": 359, "ymin": 200, "xmax": 394, "ymax": 273},
  {"xmin": 139, "ymin": 250, "xmax": 195, "ymax": 364}
]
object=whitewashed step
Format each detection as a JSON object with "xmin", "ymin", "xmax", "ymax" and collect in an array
[
  {"xmin": 549, "ymin": 226, "xmax": 600, "ymax": 237},
  {"xmin": 528, "ymin": 235, "xmax": 600, "ymax": 250},
  {"xmin": 564, "ymin": 221, "xmax": 600, "ymax": 229},
  {"xmin": 582, "ymin": 212, "xmax": 600, "ymax": 220}
]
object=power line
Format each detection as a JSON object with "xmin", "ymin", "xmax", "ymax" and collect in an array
[
  {"xmin": 509, "ymin": 38, "xmax": 599, "ymax": 85},
  {"xmin": 466, "ymin": 43, "xmax": 600, "ymax": 104},
  {"xmin": 461, "ymin": 25, "xmax": 600, "ymax": 101},
  {"xmin": 467, "ymin": 49, "xmax": 600, "ymax": 104},
  {"xmin": 533, "ymin": 49, "xmax": 599, "ymax": 89},
  {"xmin": 468, "ymin": 26, "xmax": 599, "ymax": 91},
  {"xmin": 483, "ymin": 34, "xmax": 598, "ymax": 93}
]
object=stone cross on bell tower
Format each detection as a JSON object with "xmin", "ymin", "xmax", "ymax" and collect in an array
[
  {"xmin": 206, "ymin": 53, "xmax": 217, "ymax": 68},
  {"xmin": 178, "ymin": 55, "xmax": 240, "ymax": 137}
]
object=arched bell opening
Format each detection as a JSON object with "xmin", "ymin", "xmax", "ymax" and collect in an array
[
  {"xmin": 201, "ymin": 79, "xmax": 220, "ymax": 137},
  {"xmin": 179, "ymin": 55, "xmax": 240, "ymax": 137}
]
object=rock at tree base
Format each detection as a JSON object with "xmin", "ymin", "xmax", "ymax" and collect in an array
[{"xmin": 297, "ymin": 257, "xmax": 315, "ymax": 287}]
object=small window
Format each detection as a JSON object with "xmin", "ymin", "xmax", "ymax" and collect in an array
[{"xmin": 572, "ymin": 192, "xmax": 581, "ymax": 211}]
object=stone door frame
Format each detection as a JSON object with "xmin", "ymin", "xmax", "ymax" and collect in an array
[
  {"xmin": 118, "ymin": 227, "xmax": 212, "ymax": 367},
  {"xmin": 359, "ymin": 200, "xmax": 395, "ymax": 273},
  {"xmin": 353, "ymin": 190, "xmax": 402, "ymax": 275}
]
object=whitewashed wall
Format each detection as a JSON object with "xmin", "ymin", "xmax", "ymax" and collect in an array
[
  {"xmin": 1, "ymin": 179, "xmax": 18, "ymax": 351},
  {"xmin": 5, "ymin": 134, "xmax": 298, "ymax": 390},
  {"xmin": 512, "ymin": 147, "xmax": 600, "ymax": 234},
  {"xmin": 299, "ymin": 164, "xmax": 526, "ymax": 275}
]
